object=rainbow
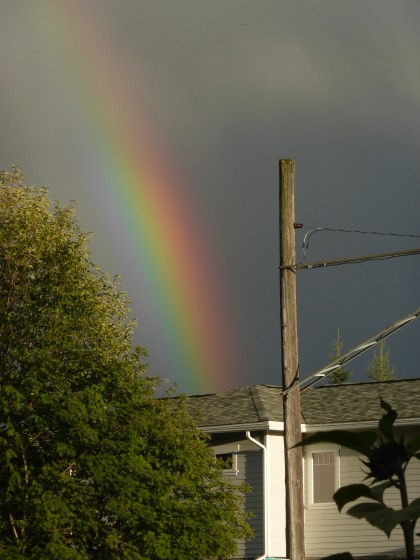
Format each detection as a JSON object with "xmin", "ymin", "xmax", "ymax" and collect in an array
[{"xmin": 35, "ymin": 2, "xmax": 239, "ymax": 394}]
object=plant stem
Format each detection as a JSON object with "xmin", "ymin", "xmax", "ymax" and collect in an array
[{"xmin": 9, "ymin": 512, "xmax": 19, "ymax": 541}]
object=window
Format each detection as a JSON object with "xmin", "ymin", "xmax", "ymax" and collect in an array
[
  {"xmin": 306, "ymin": 446, "xmax": 340, "ymax": 506},
  {"xmin": 312, "ymin": 451, "xmax": 335, "ymax": 503},
  {"xmin": 215, "ymin": 452, "xmax": 237, "ymax": 474}
]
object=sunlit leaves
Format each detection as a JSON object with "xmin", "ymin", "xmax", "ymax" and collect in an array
[{"xmin": 0, "ymin": 168, "xmax": 251, "ymax": 559}]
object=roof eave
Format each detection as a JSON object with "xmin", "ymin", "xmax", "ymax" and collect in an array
[
  {"xmin": 199, "ymin": 420, "xmax": 285, "ymax": 434},
  {"xmin": 305, "ymin": 417, "xmax": 420, "ymax": 432},
  {"xmin": 199, "ymin": 416, "xmax": 420, "ymax": 434}
]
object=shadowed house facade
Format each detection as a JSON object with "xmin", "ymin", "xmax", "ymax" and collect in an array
[{"xmin": 187, "ymin": 378, "xmax": 420, "ymax": 560}]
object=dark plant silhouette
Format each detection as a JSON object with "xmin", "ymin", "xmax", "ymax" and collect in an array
[{"xmin": 299, "ymin": 400, "xmax": 420, "ymax": 559}]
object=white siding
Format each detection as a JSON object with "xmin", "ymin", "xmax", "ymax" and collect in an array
[
  {"xmin": 266, "ymin": 432, "xmax": 287, "ymax": 558},
  {"xmin": 304, "ymin": 434, "xmax": 420, "ymax": 558}
]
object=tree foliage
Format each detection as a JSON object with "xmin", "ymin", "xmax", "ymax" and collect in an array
[
  {"xmin": 299, "ymin": 400, "xmax": 420, "ymax": 560},
  {"xmin": 367, "ymin": 340, "xmax": 396, "ymax": 381},
  {"xmin": 0, "ymin": 168, "xmax": 251, "ymax": 559},
  {"xmin": 328, "ymin": 329, "xmax": 351, "ymax": 384}
]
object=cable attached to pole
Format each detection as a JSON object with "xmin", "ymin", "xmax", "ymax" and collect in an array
[
  {"xmin": 283, "ymin": 306, "xmax": 420, "ymax": 394},
  {"xmin": 294, "ymin": 247, "xmax": 420, "ymax": 269}
]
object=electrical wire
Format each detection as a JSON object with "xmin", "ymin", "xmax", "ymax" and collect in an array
[
  {"xmin": 294, "ymin": 223, "xmax": 420, "ymax": 240},
  {"xmin": 293, "ymin": 247, "xmax": 420, "ymax": 270},
  {"xmin": 293, "ymin": 223, "xmax": 420, "ymax": 262}
]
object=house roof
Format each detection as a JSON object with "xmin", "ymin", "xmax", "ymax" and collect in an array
[{"xmin": 186, "ymin": 378, "xmax": 420, "ymax": 429}]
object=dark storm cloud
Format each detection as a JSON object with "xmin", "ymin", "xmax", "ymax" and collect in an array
[{"xmin": 0, "ymin": 0, "xmax": 419, "ymax": 390}]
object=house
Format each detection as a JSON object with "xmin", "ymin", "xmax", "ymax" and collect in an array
[{"xmin": 186, "ymin": 378, "xmax": 420, "ymax": 559}]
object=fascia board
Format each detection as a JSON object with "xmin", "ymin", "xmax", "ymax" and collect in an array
[
  {"xmin": 305, "ymin": 417, "xmax": 420, "ymax": 433},
  {"xmin": 199, "ymin": 420, "xmax": 285, "ymax": 434},
  {"xmin": 199, "ymin": 417, "xmax": 420, "ymax": 435}
]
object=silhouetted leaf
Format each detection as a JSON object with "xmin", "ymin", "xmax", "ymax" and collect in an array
[
  {"xmin": 321, "ymin": 554, "xmax": 354, "ymax": 560},
  {"xmin": 392, "ymin": 498, "xmax": 420, "ymax": 526},
  {"xmin": 347, "ymin": 502, "xmax": 397, "ymax": 537},
  {"xmin": 378, "ymin": 399, "xmax": 397, "ymax": 441},
  {"xmin": 407, "ymin": 435, "xmax": 420, "ymax": 456},
  {"xmin": 334, "ymin": 482, "xmax": 389, "ymax": 512}
]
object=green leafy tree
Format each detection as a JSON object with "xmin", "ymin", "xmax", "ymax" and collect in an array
[
  {"xmin": 368, "ymin": 340, "xmax": 396, "ymax": 381},
  {"xmin": 298, "ymin": 400, "xmax": 420, "ymax": 560},
  {"xmin": 328, "ymin": 329, "xmax": 351, "ymax": 384},
  {"xmin": 0, "ymin": 168, "xmax": 251, "ymax": 559}
]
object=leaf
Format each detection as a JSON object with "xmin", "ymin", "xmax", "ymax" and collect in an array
[
  {"xmin": 392, "ymin": 498, "xmax": 420, "ymax": 526},
  {"xmin": 333, "ymin": 482, "xmax": 389, "ymax": 512},
  {"xmin": 346, "ymin": 496, "xmax": 420, "ymax": 540},
  {"xmin": 347, "ymin": 502, "xmax": 397, "ymax": 537},
  {"xmin": 378, "ymin": 399, "xmax": 397, "ymax": 441},
  {"xmin": 321, "ymin": 554, "xmax": 354, "ymax": 560},
  {"xmin": 369, "ymin": 481, "xmax": 393, "ymax": 502},
  {"xmin": 407, "ymin": 434, "xmax": 420, "ymax": 456},
  {"xmin": 297, "ymin": 430, "xmax": 377, "ymax": 456}
]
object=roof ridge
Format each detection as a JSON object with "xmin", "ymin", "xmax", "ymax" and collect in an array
[
  {"xmin": 249, "ymin": 385, "xmax": 273, "ymax": 421},
  {"xmin": 311, "ymin": 377, "xmax": 417, "ymax": 390},
  {"xmin": 248, "ymin": 386, "xmax": 261, "ymax": 421}
]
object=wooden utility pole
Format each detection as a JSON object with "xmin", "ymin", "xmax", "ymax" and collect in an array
[{"xmin": 279, "ymin": 159, "xmax": 305, "ymax": 559}]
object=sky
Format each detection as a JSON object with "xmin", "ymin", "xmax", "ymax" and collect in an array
[{"xmin": 0, "ymin": 1, "xmax": 419, "ymax": 395}]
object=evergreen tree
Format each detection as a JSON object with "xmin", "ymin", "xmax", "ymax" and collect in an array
[
  {"xmin": 368, "ymin": 340, "xmax": 396, "ymax": 382},
  {"xmin": 328, "ymin": 329, "xmax": 351, "ymax": 384},
  {"xmin": 0, "ymin": 168, "xmax": 251, "ymax": 559}
]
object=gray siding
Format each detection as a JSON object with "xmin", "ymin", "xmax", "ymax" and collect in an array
[
  {"xmin": 212, "ymin": 439, "xmax": 264, "ymax": 559},
  {"xmin": 240, "ymin": 448, "xmax": 264, "ymax": 558},
  {"xmin": 305, "ymin": 429, "xmax": 420, "ymax": 558}
]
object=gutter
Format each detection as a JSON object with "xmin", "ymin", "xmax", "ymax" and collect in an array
[
  {"xmin": 305, "ymin": 417, "xmax": 420, "ymax": 432},
  {"xmin": 246, "ymin": 431, "xmax": 268, "ymax": 560}
]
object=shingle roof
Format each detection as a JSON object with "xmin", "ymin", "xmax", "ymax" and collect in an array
[{"xmin": 187, "ymin": 378, "xmax": 420, "ymax": 428}]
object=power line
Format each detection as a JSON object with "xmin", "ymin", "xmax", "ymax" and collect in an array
[
  {"xmin": 289, "ymin": 223, "xmax": 420, "ymax": 269},
  {"xmin": 293, "ymin": 224, "xmax": 420, "ymax": 260},
  {"xmin": 292, "ymin": 246, "xmax": 420, "ymax": 270},
  {"xmin": 294, "ymin": 223, "xmax": 420, "ymax": 240}
]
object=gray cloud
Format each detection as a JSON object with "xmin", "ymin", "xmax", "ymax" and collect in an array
[{"xmin": 0, "ymin": 0, "xmax": 419, "ymax": 391}]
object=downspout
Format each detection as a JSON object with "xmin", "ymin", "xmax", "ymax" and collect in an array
[{"xmin": 246, "ymin": 431, "xmax": 268, "ymax": 560}]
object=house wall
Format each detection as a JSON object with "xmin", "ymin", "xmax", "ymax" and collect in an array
[
  {"xmin": 211, "ymin": 436, "xmax": 265, "ymax": 559},
  {"xmin": 304, "ymin": 427, "xmax": 420, "ymax": 558},
  {"xmin": 266, "ymin": 432, "xmax": 287, "ymax": 558},
  {"xmin": 212, "ymin": 432, "xmax": 288, "ymax": 559}
]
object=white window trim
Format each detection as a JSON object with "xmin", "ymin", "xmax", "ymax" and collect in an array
[
  {"xmin": 213, "ymin": 444, "xmax": 239, "ymax": 476},
  {"xmin": 305, "ymin": 444, "xmax": 340, "ymax": 509},
  {"xmin": 215, "ymin": 451, "xmax": 238, "ymax": 475}
]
